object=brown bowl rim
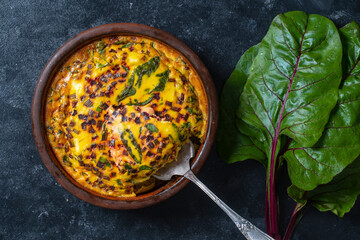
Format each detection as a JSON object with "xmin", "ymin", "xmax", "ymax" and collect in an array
[{"xmin": 31, "ymin": 23, "xmax": 218, "ymax": 209}]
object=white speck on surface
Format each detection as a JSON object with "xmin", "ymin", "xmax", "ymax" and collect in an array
[
  {"xmin": 38, "ymin": 211, "xmax": 49, "ymax": 218},
  {"xmin": 330, "ymin": 10, "xmax": 350, "ymax": 20},
  {"xmin": 129, "ymin": 2, "xmax": 133, "ymax": 8},
  {"xmin": 31, "ymin": 164, "xmax": 44, "ymax": 175},
  {"xmin": 264, "ymin": 0, "xmax": 274, "ymax": 9},
  {"xmin": 69, "ymin": 215, "xmax": 76, "ymax": 225},
  {"xmin": 15, "ymin": 26, "xmax": 20, "ymax": 36}
]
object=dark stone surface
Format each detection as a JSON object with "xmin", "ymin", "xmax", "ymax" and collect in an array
[{"xmin": 1, "ymin": 0, "xmax": 360, "ymax": 239}]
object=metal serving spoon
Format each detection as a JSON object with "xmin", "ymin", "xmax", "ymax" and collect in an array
[{"xmin": 153, "ymin": 141, "xmax": 274, "ymax": 240}]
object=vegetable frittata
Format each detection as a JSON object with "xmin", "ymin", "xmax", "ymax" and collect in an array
[{"xmin": 45, "ymin": 36, "xmax": 207, "ymax": 197}]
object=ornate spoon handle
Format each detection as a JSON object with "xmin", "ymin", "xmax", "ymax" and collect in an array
[{"xmin": 184, "ymin": 170, "xmax": 274, "ymax": 240}]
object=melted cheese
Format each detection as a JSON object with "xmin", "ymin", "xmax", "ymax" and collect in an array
[{"xmin": 45, "ymin": 36, "xmax": 207, "ymax": 197}]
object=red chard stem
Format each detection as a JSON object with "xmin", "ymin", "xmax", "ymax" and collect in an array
[{"xmin": 283, "ymin": 202, "xmax": 307, "ymax": 240}]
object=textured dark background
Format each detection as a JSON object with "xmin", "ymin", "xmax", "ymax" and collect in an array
[{"xmin": 2, "ymin": 0, "xmax": 360, "ymax": 239}]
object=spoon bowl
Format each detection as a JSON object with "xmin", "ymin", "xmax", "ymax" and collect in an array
[{"xmin": 154, "ymin": 141, "xmax": 195, "ymax": 181}]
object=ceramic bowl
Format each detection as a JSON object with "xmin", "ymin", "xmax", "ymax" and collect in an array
[{"xmin": 32, "ymin": 23, "xmax": 218, "ymax": 209}]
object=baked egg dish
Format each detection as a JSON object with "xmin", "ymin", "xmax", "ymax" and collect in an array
[{"xmin": 45, "ymin": 36, "xmax": 207, "ymax": 197}]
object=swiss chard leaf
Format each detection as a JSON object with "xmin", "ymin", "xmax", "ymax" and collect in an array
[
  {"xmin": 121, "ymin": 42, "xmax": 134, "ymax": 48},
  {"xmin": 96, "ymin": 40, "xmax": 106, "ymax": 56},
  {"xmin": 284, "ymin": 21, "xmax": 360, "ymax": 191},
  {"xmin": 117, "ymin": 74, "xmax": 136, "ymax": 103},
  {"xmin": 287, "ymin": 21, "xmax": 360, "ymax": 215},
  {"xmin": 217, "ymin": 44, "xmax": 267, "ymax": 165},
  {"xmin": 145, "ymin": 123, "xmax": 159, "ymax": 133},
  {"xmin": 127, "ymin": 94, "xmax": 154, "ymax": 106},
  {"xmin": 135, "ymin": 56, "xmax": 160, "ymax": 88},
  {"xmin": 288, "ymin": 156, "xmax": 360, "ymax": 217},
  {"xmin": 120, "ymin": 129, "xmax": 142, "ymax": 164},
  {"xmin": 139, "ymin": 165, "xmax": 153, "ymax": 171},
  {"xmin": 236, "ymin": 12, "xmax": 342, "ymax": 237},
  {"xmin": 237, "ymin": 11, "xmax": 342, "ymax": 163},
  {"xmin": 117, "ymin": 57, "xmax": 160, "ymax": 103},
  {"xmin": 149, "ymin": 69, "xmax": 170, "ymax": 93}
]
